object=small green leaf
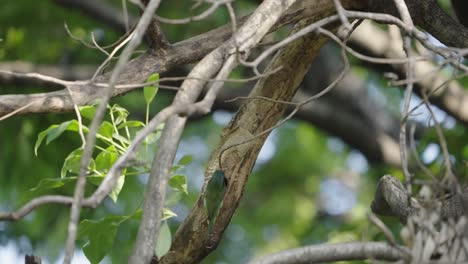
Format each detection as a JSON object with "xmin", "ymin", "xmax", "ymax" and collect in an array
[
  {"xmin": 79, "ymin": 218, "xmax": 120, "ymax": 264},
  {"xmin": 30, "ymin": 178, "xmax": 68, "ymax": 191},
  {"xmin": 109, "ymin": 174, "xmax": 125, "ymax": 203},
  {"xmin": 79, "ymin": 105, "xmax": 96, "ymax": 120},
  {"xmin": 170, "ymin": 165, "xmax": 182, "ymax": 173},
  {"xmin": 30, "ymin": 175, "xmax": 100, "ymax": 192},
  {"xmin": 115, "ymin": 115, "xmax": 126, "ymax": 126},
  {"xmin": 110, "ymin": 104, "xmax": 129, "ymax": 125},
  {"xmin": 111, "ymin": 104, "xmax": 129, "ymax": 118},
  {"xmin": 169, "ymin": 174, "xmax": 188, "ymax": 194},
  {"xmin": 65, "ymin": 120, "xmax": 88, "ymax": 133},
  {"xmin": 162, "ymin": 208, "xmax": 177, "ymax": 221},
  {"xmin": 34, "ymin": 125, "xmax": 58, "ymax": 155},
  {"xmin": 34, "ymin": 121, "xmax": 90, "ymax": 155},
  {"xmin": 155, "ymin": 221, "xmax": 171, "ymax": 258},
  {"xmin": 98, "ymin": 121, "xmax": 114, "ymax": 139},
  {"xmin": 61, "ymin": 148, "xmax": 83, "ymax": 178},
  {"xmin": 177, "ymin": 155, "xmax": 193, "ymax": 165},
  {"xmin": 112, "ymin": 133, "xmax": 131, "ymax": 145},
  {"xmin": 88, "ymin": 174, "xmax": 104, "ymax": 186},
  {"xmin": 46, "ymin": 121, "xmax": 73, "ymax": 144},
  {"xmin": 117, "ymin": 120, "xmax": 145, "ymax": 129},
  {"xmin": 95, "ymin": 146, "xmax": 118, "ymax": 173},
  {"xmin": 144, "ymin": 73, "xmax": 160, "ymax": 105}
]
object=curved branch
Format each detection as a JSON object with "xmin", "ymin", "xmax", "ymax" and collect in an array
[
  {"xmin": 0, "ymin": 195, "xmax": 74, "ymax": 221},
  {"xmin": 248, "ymin": 242, "xmax": 409, "ymax": 264}
]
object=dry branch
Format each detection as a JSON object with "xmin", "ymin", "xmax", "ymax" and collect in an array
[{"xmin": 248, "ymin": 242, "xmax": 409, "ymax": 264}]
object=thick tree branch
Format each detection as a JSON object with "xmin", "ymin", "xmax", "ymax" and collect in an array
[
  {"xmin": 1, "ymin": 0, "xmax": 363, "ymax": 117},
  {"xmin": 132, "ymin": 1, "xmax": 306, "ymax": 263},
  {"xmin": 159, "ymin": 18, "xmax": 331, "ymax": 264},
  {"xmin": 248, "ymin": 242, "xmax": 409, "ymax": 264}
]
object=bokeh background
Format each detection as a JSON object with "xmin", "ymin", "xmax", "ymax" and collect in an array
[{"xmin": 0, "ymin": 0, "xmax": 467, "ymax": 263}]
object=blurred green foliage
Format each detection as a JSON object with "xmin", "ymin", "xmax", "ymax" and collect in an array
[{"xmin": 0, "ymin": 0, "xmax": 467, "ymax": 263}]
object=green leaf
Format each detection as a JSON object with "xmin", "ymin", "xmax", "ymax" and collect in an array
[
  {"xmin": 117, "ymin": 120, "xmax": 145, "ymax": 129},
  {"xmin": 95, "ymin": 146, "xmax": 118, "ymax": 173},
  {"xmin": 65, "ymin": 120, "xmax": 88, "ymax": 133},
  {"xmin": 79, "ymin": 218, "xmax": 120, "ymax": 264},
  {"xmin": 79, "ymin": 105, "xmax": 96, "ymax": 120},
  {"xmin": 169, "ymin": 174, "xmax": 188, "ymax": 194},
  {"xmin": 112, "ymin": 133, "xmax": 131, "ymax": 145},
  {"xmin": 30, "ymin": 178, "xmax": 68, "ymax": 191},
  {"xmin": 111, "ymin": 104, "xmax": 129, "ymax": 126},
  {"xmin": 177, "ymin": 155, "xmax": 193, "ymax": 165},
  {"xmin": 155, "ymin": 221, "xmax": 171, "ymax": 258},
  {"xmin": 111, "ymin": 104, "xmax": 129, "ymax": 117},
  {"xmin": 170, "ymin": 165, "xmax": 182, "ymax": 174},
  {"xmin": 144, "ymin": 73, "xmax": 159, "ymax": 105},
  {"xmin": 87, "ymin": 174, "xmax": 104, "ymax": 186},
  {"xmin": 109, "ymin": 174, "xmax": 125, "ymax": 203},
  {"xmin": 162, "ymin": 208, "xmax": 177, "ymax": 221},
  {"xmin": 98, "ymin": 121, "xmax": 114, "ymax": 139},
  {"xmin": 61, "ymin": 148, "xmax": 83, "ymax": 178},
  {"xmin": 34, "ymin": 125, "xmax": 58, "ymax": 155},
  {"xmin": 34, "ymin": 121, "xmax": 89, "ymax": 155},
  {"xmin": 46, "ymin": 121, "xmax": 72, "ymax": 144}
]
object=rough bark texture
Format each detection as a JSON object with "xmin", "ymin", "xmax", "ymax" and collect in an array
[
  {"xmin": 158, "ymin": 21, "xmax": 331, "ymax": 264},
  {"xmin": 371, "ymin": 175, "xmax": 468, "ymax": 223}
]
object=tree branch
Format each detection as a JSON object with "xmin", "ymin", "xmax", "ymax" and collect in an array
[
  {"xmin": 131, "ymin": 0, "xmax": 304, "ymax": 263},
  {"xmin": 159, "ymin": 18, "xmax": 332, "ymax": 264},
  {"xmin": 1, "ymin": 0, "xmax": 361, "ymax": 117},
  {"xmin": 248, "ymin": 242, "xmax": 409, "ymax": 264}
]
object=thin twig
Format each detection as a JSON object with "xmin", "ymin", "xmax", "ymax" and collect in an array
[
  {"xmin": 63, "ymin": 0, "xmax": 164, "ymax": 262},
  {"xmin": 65, "ymin": 86, "xmax": 86, "ymax": 148},
  {"xmin": 333, "ymin": 0, "xmax": 351, "ymax": 29},
  {"xmin": 393, "ymin": 0, "xmax": 415, "ymax": 194},
  {"xmin": 0, "ymin": 100, "xmax": 37, "ymax": 121}
]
